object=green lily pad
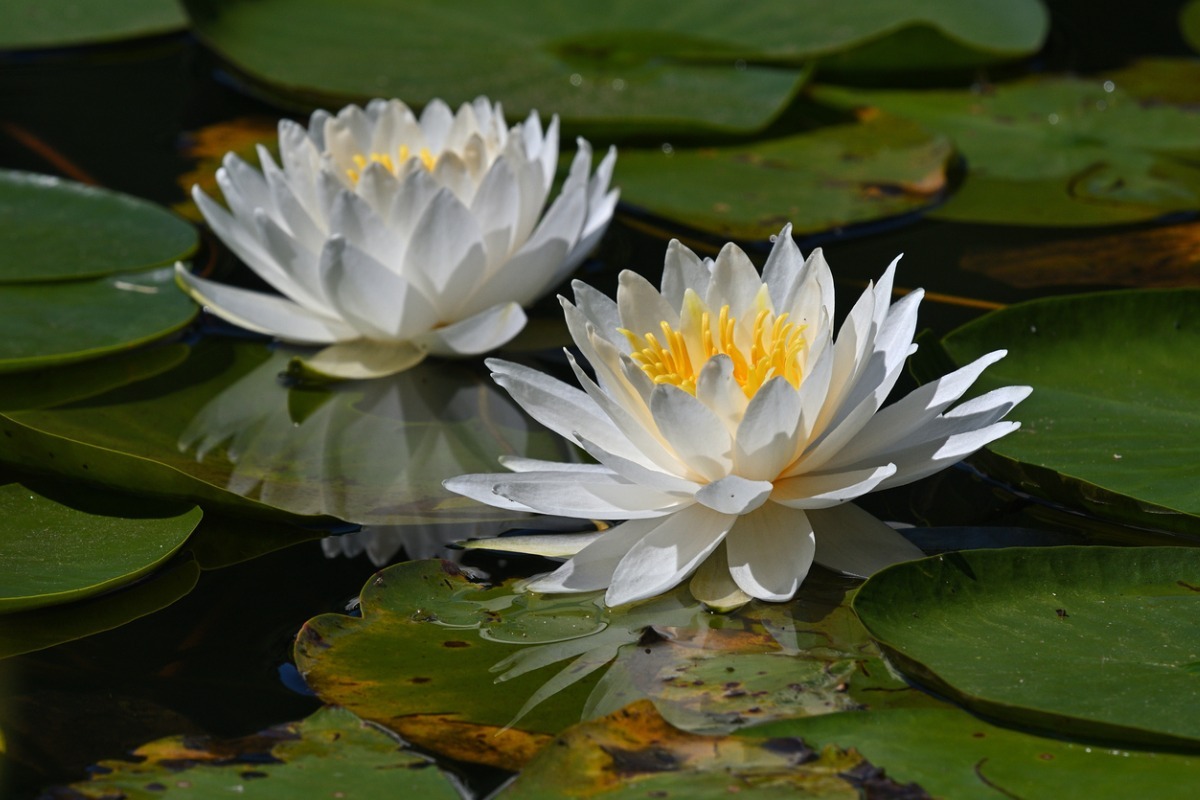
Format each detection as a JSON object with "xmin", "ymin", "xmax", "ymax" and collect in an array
[
  {"xmin": 0, "ymin": 0, "xmax": 187, "ymax": 50},
  {"xmin": 294, "ymin": 560, "xmax": 940, "ymax": 769},
  {"xmin": 1183, "ymin": 0, "xmax": 1200, "ymax": 54},
  {"xmin": 0, "ymin": 339, "xmax": 573, "ymax": 525},
  {"xmin": 619, "ymin": 110, "xmax": 950, "ymax": 240},
  {"xmin": 746, "ymin": 707, "xmax": 1200, "ymax": 800},
  {"xmin": 57, "ymin": 706, "xmax": 460, "ymax": 800},
  {"xmin": 0, "ymin": 556, "xmax": 198, "ymax": 660},
  {"xmin": 0, "ymin": 170, "xmax": 196, "ymax": 284},
  {"xmin": 853, "ymin": 546, "xmax": 1200, "ymax": 750},
  {"xmin": 498, "ymin": 699, "xmax": 923, "ymax": 799},
  {"xmin": 0, "ymin": 344, "xmax": 187, "ymax": 412},
  {"xmin": 817, "ymin": 73, "xmax": 1200, "ymax": 226},
  {"xmin": 936, "ymin": 288, "xmax": 1200, "ymax": 534},
  {"xmin": 0, "ymin": 479, "xmax": 200, "ymax": 614},
  {"xmin": 0, "ymin": 269, "xmax": 198, "ymax": 374}
]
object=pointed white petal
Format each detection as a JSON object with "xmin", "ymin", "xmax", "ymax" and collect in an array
[
  {"xmin": 809, "ymin": 503, "xmax": 924, "ymax": 577},
  {"xmin": 760, "ymin": 224, "xmax": 804, "ymax": 311},
  {"xmin": 417, "ymin": 302, "xmax": 526, "ymax": 357},
  {"xmin": 296, "ymin": 339, "xmax": 428, "ymax": 380},
  {"xmin": 526, "ymin": 517, "xmax": 664, "ymax": 594},
  {"xmin": 772, "ymin": 464, "xmax": 897, "ymax": 509},
  {"xmin": 606, "ymin": 505, "xmax": 735, "ymax": 606},
  {"xmin": 726, "ymin": 502, "xmax": 815, "ymax": 601},
  {"xmin": 733, "ymin": 377, "xmax": 804, "ymax": 480},
  {"xmin": 706, "ymin": 241, "xmax": 763, "ymax": 318},
  {"xmin": 695, "ymin": 474, "xmax": 774, "ymax": 515},
  {"xmin": 661, "ymin": 239, "xmax": 709, "ymax": 309},
  {"xmin": 618, "ymin": 269, "xmax": 678, "ymax": 336},
  {"xmin": 649, "ymin": 384, "xmax": 733, "ymax": 482},
  {"xmin": 689, "ymin": 542, "xmax": 753, "ymax": 611},
  {"xmin": 460, "ymin": 532, "xmax": 605, "ymax": 558}
]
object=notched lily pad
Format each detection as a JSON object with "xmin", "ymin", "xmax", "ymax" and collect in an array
[
  {"xmin": 853, "ymin": 546, "xmax": 1200, "ymax": 750},
  {"xmin": 617, "ymin": 110, "xmax": 951, "ymax": 241},
  {"xmin": 746, "ymin": 707, "xmax": 1200, "ymax": 800},
  {"xmin": 0, "ymin": 170, "xmax": 196, "ymax": 284},
  {"xmin": 0, "ymin": 479, "xmax": 200, "ymax": 614},
  {"xmin": 817, "ymin": 72, "xmax": 1200, "ymax": 226},
  {"xmin": 54, "ymin": 706, "xmax": 460, "ymax": 799},
  {"xmin": 934, "ymin": 288, "xmax": 1200, "ymax": 534},
  {"xmin": 497, "ymin": 699, "xmax": 925, "ymax": 799}
]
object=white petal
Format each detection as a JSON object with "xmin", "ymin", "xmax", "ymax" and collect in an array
[
  {"xmin": 491, "ymin": 473, "xmax": 685, "ymax": 519},
  {"xmin": 470, "ymin": 158, "xmax": 521, "ymax": 265},
  {"xmin": 695, "ymin": 474, "xmax": 774, "ymax": 515},
  {"xmin": 575, "ymin": 434, "xmax": 702, "ymax": 496},
  {"xmin": 295, "ymin": 339, "xmax": 428, "ymax": 380},
  {"xmin": 405, "ymin": 189, "xmax": 487, "ymax": 306},
  {"xmin": 460, "ymin": 532, "xmax": 605, "ymax": 558},
  {"xmin": 318, "ymin": 237, "xmax": 439, "ymax": 340},
  {"xmin": 695, "ymin": 354, "xmax": 749, "ymax": 435},
  {"xmin": 733, "ymin": 377, "xmax": 803, "ymax": 481},
  {"xmin": 618, "ymin": 270, "xmax": 678, "ymax": 336},
  {"xmin": 649, "ymin": 385, "xmax": 733, "ymax": 482},
  {"xmin": 726, "ymin": 502, "xmax": 816, "ymax": 601},
  {"xmin": 772, "ymin": 464, "xmax": 896, "ymax": 509},
  {"xmin": 760, "ymin": 224, "xmax": 804, "ymax": 312},
  {"xmin": 526, "ymin": 517, "xmax": 664, "ymax": 594},
  {"xmin": 689, "ymin": 541, "xmax": 753, "ymax": 611},
  {"xmin": 175, "ymin": 264, "xmax": 356, "ymax": 344},
  {"xmin": 606, "ymin": 504, "xmax": 735, "ymax": 606},
  {"xmin": 416, "ymin": 302, "xmax": 526, "ymax": 357},
  {"xmin": 571, "ymin": 281, "xmax": 622, "ymax": 349},
  {"xmin": 660, "ymin": 239, "xmax": 709, "ymax": 309},
  {"xmin": 499, "ymin": 457, "xmax": 608, "ymax": 474},
  {"xmin": 809, "ymin": 503, "xmax": 924, "ymax": 577},
  {"xmin": 706, "ymin": 242, "xmax": 763, "ymax": 318}
]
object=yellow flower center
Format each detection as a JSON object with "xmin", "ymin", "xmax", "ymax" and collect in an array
[
  {"xmin": 346, "ymin": 145, "xmax": 438, "ymax": 183},
  {"xmin": 621, "ymin": 304, "xmax": 805, "ymax": 398}
]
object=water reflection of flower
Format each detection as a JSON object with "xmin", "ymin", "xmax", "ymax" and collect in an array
[
  {"xmin": 178, "ymin": 345, "xmax": 578, "ymax": 526},
  {"xmin": 449, "ymin": 227, "xmax": 1029, "ymax": 608},
  {"xmin": 177, "ymin": 97, "xmax": 617, "ymax": 380}
]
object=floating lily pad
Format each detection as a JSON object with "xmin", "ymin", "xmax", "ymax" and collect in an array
[
  {"xmin": 0, "ymin": 0, "xmax": 187, "ymax": 50},
  {"xmin": 618, "ymin": 110, "xmax": 950, "ymax": 240},
  {"xmin": 817, "ymin": 73, "xmax": 1200, "ymax": 226},
  {"xmin": 0, "ymin": 556, "xmax": 198, "ymax": 660},
  {"xmin": 0, "ymin": 170, "xmax": 196, "ymax": 284},
  {"xmin": 1183, "ymin": 1, "xmax": 1200, "ymax": 54},
  {"xmin": 747, "ymin": 707, "xmax": 1200, "ymax": 799},
  {"xmin": 853, "ymin": 546, "xmax": 1200, "ymax": 750},
  {"xmin": 498, "ymin": 699, "xmax": 923, "ymax": 798},
  {"xmin": 294, "ymin": 560, "xmax": 939, "ymax": 769},
  {"xmin": 936, "ymin": 288, "xmax": 1200, "ymax": 534},
  {"xmin": 0, "ymin": 344, "xmax": 187, "ymax": 412},
  {"xmin": 0, "ymin": 268, "xmax": 198, "ymax": 374},
  {"xmin": 0, "ymin": 479, "xmax": 200, "ymax": 614},
  {"xmin": 57, "ymin": 706, "xmax": 460, "ymax": 799},
  {"xmin": 0, "ymin": 339, "xmax": 573, "ymax": 525}
]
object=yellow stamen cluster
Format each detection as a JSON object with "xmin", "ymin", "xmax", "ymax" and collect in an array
[
  {"xmin": 621, "ymin": 304, "xmax": 806, "ymax": 398},
  {"xmin": 346, "ymin": 145, "xmax": 438, "ymax": 183}
]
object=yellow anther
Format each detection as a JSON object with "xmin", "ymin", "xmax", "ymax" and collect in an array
[
  {"xmin": 621, "ymin": 302, "xmax": 806, "ymax": 399},
  {"xmin": 346, "ymin": 145, "xmax": 438, "ymax": 184}
]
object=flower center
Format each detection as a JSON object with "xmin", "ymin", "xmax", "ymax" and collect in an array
[
  {"xmin": 621, "ymin": 304, "xmax": 805, "ymax": 398},
  {"xmin": 346, "ymin": 145, "xmax": 438, "ymax": 183}
]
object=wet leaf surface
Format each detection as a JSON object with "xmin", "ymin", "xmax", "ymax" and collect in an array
[
  {"xmin": 854, "ymin": 547, "xmax": 1200, "ymax": 749},
  {"xmin": 0, "ymin": 0, "xmax": 186, "ymax": 50},
  {"xmin": 0, "ymin": 479, "xmax": 200, "ymax": 613},
  {"xmin": 817, "ymin": 71, "xmax": 1200, "ymax": 226},
  {"xmin": 0, "ymin": 170, "xmax": 196, "ymax": 283},
  {"xmin": 617, "ymin": 111, "xmax": 951, "ymax": 241},
  {"xmin": 53, "ymin": 706, "xmax": 460, "ymax": 799},
  {"xmin": 934, "ymin": 288, "xmax": 1200, "ymax": 534},
  {"xmin": 747, "ymin": 707, "xmax": 1200, "ymax": 800},
  {"xmin": 497, "ymin": 699, "xmax": 926, "ymax": 799}
]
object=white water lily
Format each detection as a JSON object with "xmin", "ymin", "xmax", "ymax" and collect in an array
[
  {"xmin": 176, "ymin": 97, "xmax": 618, "ymax": 379},
  {"xmin": 446, "ymin": 226, "xmax": 1030, "ymax": 608}
]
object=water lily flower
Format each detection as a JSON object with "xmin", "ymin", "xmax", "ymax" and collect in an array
[
  {"xmin": 446, "ymin": 227, "xmax": 1030, "ymax": 608},
  {"xmin": 176, "ymin": 97, "xmax": 618, "ymax": 379}
]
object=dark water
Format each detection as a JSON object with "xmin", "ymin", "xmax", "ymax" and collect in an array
[{"xmin": 0, "ymin": 3, "xmax": 1195, "ymax": 796}]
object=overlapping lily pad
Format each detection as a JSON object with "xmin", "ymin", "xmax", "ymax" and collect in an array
[
  {"xmin": 934, "ymin": 288, "xmax": 1200, "ymax": 534},
  {"xmin": 618, "ymin": 110, "xmax": 951, "ymax": 240},
  {"xmin": 747, "ymin": 707, "xmax": 1200, "ymax": 799},
  {"xmin": 817, "ymin": 72, "xmax": 1200, "ymax": 226},
  {"xmin": 853, "ymin": 546, "xmax": 1200, "ymax": 750},
  {"xmin": 1183, "ymin": 0, "xmax": 1200, "ymax": 54},
  {"xmin": 0, "ymin": 479, "xmax": 200, "ymax": 613},
  {"xmin": 498, "ymin": 699, "xmax": 922, "ymax": 798},
  {"xmin": 56, "ymin": 706, "xmax": 460, "ymax": 799},
  {"xmin": 0, "ymin": 339, "xmax": 572, "ymax": 525},
  {"xmin": 0, "ymin": 0, "xmax": 187, "ymax": 51},
  {"xmin": 0, "ymin": 170, "xmax": 196, "ymax": 284},
  {"xmin": 294, "ymin": 560, "xmax": 938, "ymax": 769},
  {"xmin": 0, "ymin": 269, "xmax": 197, "ymax": 374},
  {"xmin": 189, "ymin": 0, "xmax": 1045, "ymax": 136}
]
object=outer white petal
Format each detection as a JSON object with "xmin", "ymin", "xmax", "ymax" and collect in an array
[
  {"xmin": 733, "ymin": 377, "xmax": 804, "ymax": 481},
  {"xmin": 726, "ymin": 502, "xmax": 816, "ymax": 601},
  {"xmin": 570, "ymin": 281, "xmax": 622, "ymax": 349},
  {"xmin": 318, "ymin": 237, "xmax": 439, "ymax": 340},
  {"xmin": 416, "ymin": 302, "xmax": 526, "ymax": 357},
  {"xmin": 297, "ymin": 339, "xmax": 428, "ymax": 380},
  {"xmin": 706, "ymin": 241, "xmax": 763, "ymax": 319},
  {"xmin": 760, "ymin": 223, "xmax": 804, "ymax": 312},
  {"xmin": 809, "ymin": 503, "xmax": 924, "ymax": 577},
  {"xmin": 488, "ymin": 473, "xmax": 686, "ymax": 519},
  {"xmin": 689, "ymin": 541, "xmax": 753, "ymax": 611},
  {"xmin": 617, "ymin": 270, "xmax": 679, "ymax": 336},
  {"xmin": 660, "ymin": 239, "xmax": 710, "ymax": 309},
  {"xmin": 649, "ymin": 385, "xmax": 733, "ymax": 482},
  {"xmin": 175, "ymin": 264, "xmax": 356, "ymax": 344},
  {"xmin": 460, "ymin": 532, "xmax": 604, "ymax": 558},
  {"xmin": 404, "ymin": 189, "xmax": 487, "ymax": 307},
  {"xmin": 606, "ymin": 504, "xmax": 735, "ymax": 606},
  {"xmin": 771, "ymin": 464, "xmax": 897, "ymax": 509},
  {"xmin": 575, "ymin": 434, "xmax": 702, "ymax": 496},
  {"xmin": 526, "ymin": 517, "xmax": 665, "ymax": 594},
  {"xmin": 695, "ymin": 474, "xmax": 774, "ymax": 515}
]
